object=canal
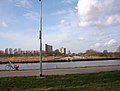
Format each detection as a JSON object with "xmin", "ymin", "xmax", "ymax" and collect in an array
[{"xmin": 0, "ymin": 60, "xmax": 120, "ymax": 70}]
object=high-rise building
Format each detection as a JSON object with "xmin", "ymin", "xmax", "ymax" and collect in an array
[
  {"xmin": 18, "ymin": 48, "xmax": 22, "ymax": 55},
  {"xmin": 5, "ymin": 48, "xmax": 8, "ymax": 55},
  {"xmin": 117, "ymin": 46, "xmax": 120, "ymax": 52},
  {"xmin": 103, "ymin": 50, "xmax": 108, "ymax": 53},
  {"xmin": 14, "ymin": 48, "xmax": 18, "ymax": 54},
  {"xmin": 59, "ymin": 47, "xmax": 66, "ymax": 55},
  {"xmin": 45, "ymin": 44, "xmax": 53, "ymax": 52},
  {"xmin": 0, "ymin": 50, "xmax": 4, "ymax": 56},
  {"xmin": 9, "ymin": 48, "xmax": 13, "ymax": 55}
]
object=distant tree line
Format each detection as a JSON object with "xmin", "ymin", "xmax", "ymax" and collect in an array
[
  {"xmin": 0, "ymin": 48, "xmax": 120, "ymax": 58},
  {"xmin": 77, "ymin": 49, "xmax": 120, "ymax": 58}
]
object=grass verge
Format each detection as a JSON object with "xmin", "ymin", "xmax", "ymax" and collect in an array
[{"xmin": 0, "ymin": 71, "xmax": 120, "ymax": 91}]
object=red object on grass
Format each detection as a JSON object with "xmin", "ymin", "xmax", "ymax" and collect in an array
[{"xmin": 14, "ymin": 64, "xmax": 19, "ymax": 70}]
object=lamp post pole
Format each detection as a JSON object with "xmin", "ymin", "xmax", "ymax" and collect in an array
[{"xmin": 39, "ymin": 0, "xmax": 42, "ymax": 77}]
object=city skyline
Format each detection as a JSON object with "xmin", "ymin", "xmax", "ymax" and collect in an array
[
  {"xmin": 0, "ymin": 44, "xmax": 120, "ymax": 54},
  {"xmin": 0, "ymin": 0, "xmax": 120, "ymax": 53}
]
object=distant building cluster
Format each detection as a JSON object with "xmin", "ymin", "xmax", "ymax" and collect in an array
[
  {"xmin": 0, "ymin": 44, "xmax": 67, "ymax": 57},
  {"xmin": 45, "ymin": 44, "xmax": 53, "ymax": 53},
  {"xmin": 58, "ymin": 47, "xmax": 66, "ymax": 55},
  {"xmin": 45, "ymin": 44, "xmax": 66, "ymax": 55},
  {"xmin": 5, "ymin": 48, "xmax": 21, "ymax": 55},
  {"xmin": 0, "ymin": 48, "xmax": 39, "ymax": 56}
]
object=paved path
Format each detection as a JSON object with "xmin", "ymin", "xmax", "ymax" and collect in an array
[{"xmin": 0, "ymin": 66, "xmax": 120, "ymax": 77}]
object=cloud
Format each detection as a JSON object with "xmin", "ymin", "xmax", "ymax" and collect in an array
[
  {"xmin": 59, "ymin": 19, "xmax": 71, "ymax": 28},
  {"xmin": 61, "ymin": 0, "xmax": 75, "ymax": 4},
  {"xmin": 94, "ymin": 43, "xmax": 101, "ymax": 48},
  {"xmin": 23, "ymin": 11, "xmax": 39, "ymax": 21},
  {"xmin": 9, "ymin": 0, "xmax": 32, "ymax": 9},
  {"xmin": 79, "ymin": 37, "xmax": 84, "ymax": 41},
  {"xmin": 76, "ymin": 0, "xmax": 120, "ymax": 27},
  {"xmin": 105, "ymin": 15, "xmax": 120, "ymax": 26},
  {"xmin": 105, "ymin": 39, "xmax": 118, "ymax": 47},
  {"xmin": 0, "ymin": 21, "xmax": 7, "ymax": 28},
  {"xmin": 9, "ymin": 0, "xmax": 38, "ymax": 21},
  {"xmin": 56, "ymin": 9, "xmax": 79, "ymax": 31}
]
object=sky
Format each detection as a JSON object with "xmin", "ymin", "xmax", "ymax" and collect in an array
[{"xmin": 0, "ymin": 0, "xmax": 120, "ymax": 53}]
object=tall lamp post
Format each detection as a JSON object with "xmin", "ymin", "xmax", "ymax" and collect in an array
[{"xmin": 39, "ymin": 0, "xmax": 42, "ymax": 77}]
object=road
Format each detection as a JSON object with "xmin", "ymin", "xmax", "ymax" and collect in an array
[{"xmin": 0, "ymin": 65, "xmax": 120, "ymax": 77}]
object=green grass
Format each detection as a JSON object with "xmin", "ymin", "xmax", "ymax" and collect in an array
[{"xmin": 0, "ymin": 71, "xmax": 120, "ymax": 91}]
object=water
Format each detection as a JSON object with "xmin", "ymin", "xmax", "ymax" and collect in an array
[{"xmin": 0, "ymin": 60, "xmax": 120, "ymax": 70}]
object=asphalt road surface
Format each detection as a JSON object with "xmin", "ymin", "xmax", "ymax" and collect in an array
[{"xmin": 0, "ymin": 65, "xmax": 120, "ymax": 77}]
